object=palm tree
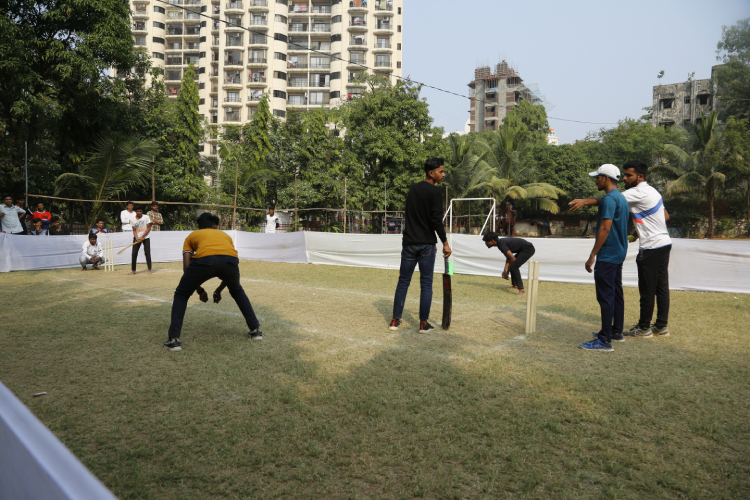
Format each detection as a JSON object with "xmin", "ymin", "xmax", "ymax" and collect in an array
[
  {"xmin": 652, "ymin": 111, "xmax": 726, "ymax": 237},
  {"xmin": 443, "ymin": 134, "xmax": 495, "ymax": 231},
  {"xmin": 55, "ymin": 133, "xmax": 159, "ymax": 228},
  {"xmin": 473, "ymin": 125, "xmax": 565, "ymax": 215}
]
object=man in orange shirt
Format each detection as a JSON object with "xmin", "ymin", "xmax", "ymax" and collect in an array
[{"xmin": 164, "ymin": 212, "xmax": 261, "ymax": 351}]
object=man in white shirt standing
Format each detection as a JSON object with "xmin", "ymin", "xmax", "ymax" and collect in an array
[
  {"xmin": 0, "ymin": 194, "xmax": 26, "ymax": 234},
  {"xmin": 120, "ymin": 201, "xmax": 135, "ymax": 232},
  {"xmin": 80, "ymin": 233, "xmax": 105, "ymax": 270},
  {"xmin": 570, "ymin": 160, "xmax": 672, "ymax": 338},
  {"xmin": 265, "ymin": 208, "xmax": 279, "ymax": 234},
  {"xmin": 129, "ymin": 205, "xmax": 153, "ymax": 275}
]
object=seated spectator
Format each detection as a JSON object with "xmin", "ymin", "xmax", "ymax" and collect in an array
[
  {"xmin": 31, "ymin": 202, "xmax": 52, "ymax": 231},
  {"xmin": 90, "ymin": 218, "xmax": 109, "ymax": 235},
  {"xmin": 15, "ymin": 196, "xmax": 33, "ymax": 235},
  {"xmin": 49, "ymin": 216, "xmax": 69, "ymax": 235},
  {"xmin": 80, "ymin": 233, "xmax": 105, "ymax": 271},
  {"xmin": 29, "ymin": 218, "xmax": 48, "ymax": 235}
]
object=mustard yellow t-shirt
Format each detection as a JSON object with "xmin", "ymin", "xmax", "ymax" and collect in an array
[{"xmin": 183, "ymin": 229, "xmax": 238, "ymax": 259}]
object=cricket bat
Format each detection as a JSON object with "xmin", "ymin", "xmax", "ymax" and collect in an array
[
  {"xmin": 117, "ymin": 239, "xmax": 142, "ymax": 254},
  {"xmin": 441, "ymin": 256, "xmax": 452, "ymax": 330}
]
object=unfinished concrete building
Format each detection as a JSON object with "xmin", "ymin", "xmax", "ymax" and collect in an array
[
  {"xmin": 652, "ymin": 66, "xmax": 723, "ymax": 128},
  {"xmin": 467, "ymin": 61, "xmax": 551, "ymax": 133}
]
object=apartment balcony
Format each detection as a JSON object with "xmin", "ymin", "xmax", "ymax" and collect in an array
[
  {"xmin": 310, "ymin": 24, "xmax": 331, "ymax": 33},
  {"xmin": 133, "ymin": 10, "xmax": 149, "ymax": 19},
  {"xmin": 374, "ymin": 3, "xmax": 392, "ymax": 13},
  {"xmin": 224, "ymin": 114, "xmax": 241, "ymax": 122},
  {"xmin": 212, "ymin": 5, "xmax": 220, "ymax": 16},
  {"xmin": 373, "ymin": 23, "xmax": 393, "ymax": 34},
  {"xmin": 167, "ymin": 11, "xmax": 184, "ymax": 20},
  {"xmin": 212, "ymin": 22, "xmax": 221, "ymax": 32},
  {"xmin": 348, "ymin": 3, "xmax": 368, "ymax": 14},
  {"xmin": 210, "ymin": 86, "xmax": 219, "ymax": 94},
  {"xmin": 247, "ymin": 57, "xmax": 268, "ymax": 67},
  {"xmin": 374, "ymin": 60, "xmax": 391, "ymax": 68},
  {"xmin": 247, "ymin": 78, "xmax": 267, "ymax": 88},
  {"xmin": 166, "ymin": 42, "xmax": 183, "ymax": 50},
  {"xmin": 372, "ymin": 44, "xmax": 391, "ymax": 53},
  {"xmin": 249, "ymin": 19, "xmax": 269, "ymax": 29},
  {"xmin": 132, "ymin": 24, "xmax": 148, "ymax": 34},
  {"xmin": 289, "ymin": 24, "xmax": 309, "ymax": 33},
  {"xmin": 287, "ymin": 61, "xmax": 309, "ymax": 70},
  {"xmin": 223, "ymin": 97, "xmax": 242, "ymax": 105},
  {"xmin": 347, "ymin": 60, "xmax": 365, "ymax": 70},
  {"xmin": 247, "ymin": 0, "xmax": 269, "ymax": 10},
  {"xmin": 225, "ymin": 22, "xmax": 244, "ymax": 31},
  {"xmin": 288, "ymin": 44, "xmax": 309, "ymax": 53},
  {"xmin": 287, "ymin": 80, "xmax": 309, "ymax": 88},
  {"xmin": 348, "ymin": 20, "xmax": 367, "ymax": 31},
  {"xmin": 132, "ymin": 0, "xmax": 150, "ymax": 3},
  {"xmin": 310, "ymin": 63, "xmax": 330, "ymax": 70},
  {"xmin": 348, "ymin": 43, "xmax": 368, "ymax": 52},
  {"xmin": 224, "ymin": 58, "xmax": 243, "ymax": 67},
  {"xmin": 248, "ymin": 93, "xmax": 264, "ymax": 102},
  {"xmin": 224, "ymin": 1, "xmax": 244, "ymax": 13},
  {"xmin": 309, "ymin": 81, "xmax": 329, "ymax": 88},
  {"xmin": 185, "ymin": 0, "xmax": 202, "ymax": 5},
  {"xmin": 166, "ymin": 0, "xmax": 184, "ymax": 4},
  {"xmin": 287, "ymin": 97, "xmax": 308, "ymax": 106},
  {"xmin": 183, "ymin": 13, "xmax": 202, "ymax": 24},
  {"xmin": 311, "ymin": 5, "xmax": 332, "ymax": 14},
  {"xmin": 166, "ymin": 28, "xmax": 184, "ymax": 36}
]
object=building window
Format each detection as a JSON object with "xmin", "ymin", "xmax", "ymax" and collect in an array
[
  {"xmin": 273, "ymin": 109, "xmax": 286, "ymax": 117},
  {"xmin": 135, "ymin": 37, "xmax": 146, "ymax": 46},
  {"xmin": 275, "ymin": 14, "xmax": 287, "ymax": 23},
  {"xmin": 698, "ymin": 94, "xmax": 709, "ymax": 105},
  {"xmin": 274, "ymin": 33, "xmax": 288, "ymax": 43},
  {"xmin": 153, "ymin": 21, "xmax": 165, "ymax": 29},
  {"xmin": 154, "ymin": 6, "xmax": 165, "ymax": 13},
  {"xmin": 252, "ymin": 33, "xmax": 266, "ymax": 44},
  {"xmin": 199, "ymin": 98, "xmax": 205, "ymax": 105},
  {"xmin": 331, "ymin": 34, "xmax": 341, "ymax": 42},
  {"xmin": 375, "ymin": 54, "xmax": 390, "ymax": 67},
  {"xmin": 330, "ymin": 91, "xmax": 340, "ymax": 99},
  {"xmin": 273, "ymin": 90, "xmax": 287, "ymax": 99},
  {"xmin": 397, "ymin": 43, "xmax": 401, "ymax": 50},
  {"xmin": 396, "ymin": 61, "xmax": 401, "ymax": 69},
  {"xmin": 274, "ymin": 71, "xmax": 287, "ymax": 80},
  {"xmin": 397, "ymin": 24, "xmax": 401, "ymax": 32},
  {"xmin": 274, "ymin": 52, "xmax": 287, "ymax": 61},
  {"xmin": 309, "ymin": 91, "xmax": 325, "ymax": 105},
  {"xmin": 660, "ymin": 98, "xmax": 674, "ymax": 110},
  {"xmin": 332, "ymin": 15, "xmax": 341, "ymax": 23},
  {"xmin": 226, "ymin": 92, "xmax": 240, "ymax": 103},
  {"xmin": 330, "ymin": 72, "xmax": 341, "ymax": 80},
  {"xmin": 153, "ymin": 52, "xmax": 165, "ymax": 60},
  {"xmin": 684, "ymin": 96, "xmax": 691, "ymax": 104}
]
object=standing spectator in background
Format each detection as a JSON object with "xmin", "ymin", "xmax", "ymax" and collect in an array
[
  {"xmin": 146, "ymin": 201, "xmax": 163, "ymax": 231},
  {"xmin": 130, "ymin": 205, "xmax": 152, "ymax": 275},
  {"xmin": 1, "ymin": 195, "xmax": 26, "ymax": 234},
  {"xmin": 29, "ymin": 218, "xmax": 48, "ymax": 235},
  {"xmin": 120, "ymin": 201, "xmax": 134, "ymax": 233},
  {"xmin": 15, "ymin": 196, "xmax": 32, "ymax": 234},
  {"xmin": 90, "ymin": 219, "xmax": 109, "ymax": 235},
  {"xmin": 265, "ymin": 208, "xmax": 279, "ymax": 233},
  {"xmin": 80, "ymin": 233, "xmax": 104, "ymax": 270},
  {"xmin": 31, "ymin": 202, "xmax": 52, "ymax": 232},
  {"xmin": 49, "ymin": 216, "xmax": 69, "ymax": 235}
]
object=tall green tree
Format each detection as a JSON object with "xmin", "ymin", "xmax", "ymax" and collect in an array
[
  {"xmin": 714, "ymin": 18, "xmax": 750, "ymax": 120},
  {"xmin": 0, "ymin": 0, "xmax": 139, "ymax": 195},
  {"xmin": 723, "ymin": 116, "xmax": 750, "ymax": 220},
  {"xmin": 533, "ymin": 143, "xmax": 598, "ymax": 212},
  {"xmin": 338, "ymin": 74, "xmax": 447, "ymax": 213},
  {"xmin": 502, "ymin": 100, "xmax": 550, "ymax": 143},
  {"xmin": 652, "ymin": 111, "xmax": 726, "ymax": 237},
  {"xmin": 54, "ymin": 133, "xmax": 159, "ymax": 228}
]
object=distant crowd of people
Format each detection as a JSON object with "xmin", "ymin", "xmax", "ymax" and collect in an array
[{"xmin": 0, "ymin": 195, "xmax": 65, "ymax": 235}]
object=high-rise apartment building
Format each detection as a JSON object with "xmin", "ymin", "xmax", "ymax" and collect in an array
[
  {"xmin": 467, "ymin": 60, "xmax": 550, "ymax": 133},
  {"xmin": 128, "ymin": 0, "xmax": 403, "ymax": 158}
]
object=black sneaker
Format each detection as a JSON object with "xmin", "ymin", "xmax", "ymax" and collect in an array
[
  {"xmin": 592, "ymin": 332, "xmax": 625, "ymax": 343},
  {"xmin": 419, "ymin": 321, "xmax": 435, "ymax": 334},
  {"xmin": 248, "ymin": 328, "xmax": 263, "ymax": 341},
  {"xmin": 389, "ymin": 318, "xmax": 401, "ymax": 331},
  {"xmin": 164, "ymin": 338, "xmax": 181, "ymax": 351}
]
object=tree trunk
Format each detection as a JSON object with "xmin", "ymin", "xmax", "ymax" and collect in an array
[
  {"xmin": 746, "ymin": 182, "xmax": 749, "ymax": 222},
  {"xmin": 708, "ymin": 191, "xmax": 715, "ymax": 238}
]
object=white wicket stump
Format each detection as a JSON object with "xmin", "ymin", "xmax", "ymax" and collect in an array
[
  {"xmin": 104, "ymin": 241, "xmax": 114, "ymax": 272},
  {"xmin": 524, "ymin": 261, "xmax": 540, "ymax": 334}
]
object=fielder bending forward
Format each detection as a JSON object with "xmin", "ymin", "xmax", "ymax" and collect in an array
[{"xmin": 164, "ymin": 213, "xmax": 262, "ymax": 351}]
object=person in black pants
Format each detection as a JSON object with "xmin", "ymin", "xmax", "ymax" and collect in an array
[
  {"xmin": 389, "ymin": 157, "xmax": 452, "ymax": 334},
  {"xmin": 164, "ymin": 212, "xmax": 261, "ymax": 351},
  {"xmin": 129, "ymin": 206, "xmax": 152, "ymax": 275},
  {"xmin": 482, "ymin": 232, "xmax": 535, "ymax": 295}
]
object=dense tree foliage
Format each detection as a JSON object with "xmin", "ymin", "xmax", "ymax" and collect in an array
[{"xmin": 714, "ymin": 18, "xmax": 750, "ymax": 120}]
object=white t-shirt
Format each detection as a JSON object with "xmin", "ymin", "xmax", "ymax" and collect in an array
[
  {"xmin": 0, "ymin": 205, "xmax": 25, "ymax": 233},
  {"xmin": 130, "ymin": 214, "xmax": 152, "ymax": 240},
  {"xmin": 121, "ymin": 209, "xmax": 134, "ymax": 231},
  {"xmin": 622, "ymin": 182, "xmax": 671, "ymax": 250},
  {"xmin": 265, "ymin": 213, "xmax": 279, "ymax": 233},
  {"xmin": 82, "ymin": 241, "xmax": 104, "ymax": 259}
]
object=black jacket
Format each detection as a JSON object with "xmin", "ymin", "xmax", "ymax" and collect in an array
[{"xmin": 402, "ymin": 181, "xmax": 447, "ymax": 246}]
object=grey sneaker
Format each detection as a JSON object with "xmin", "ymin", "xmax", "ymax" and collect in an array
[
  {"xmin": 651, "ymin": 326, "xmax": 670, "ymax": 337},
  {"xmin": 592, "ymin": 332, "xmax": 625, "ymax": 343},
  {"xmin": 164, "ymin": 338, "xmax": 181, "ymax": 351},
  {"xmin": 624, "ymin": 325, "xmax": 653, "ymax": 338},
  {"xmin": 248, "ymin": 328, "xmax": 263, "ymax": 341}
]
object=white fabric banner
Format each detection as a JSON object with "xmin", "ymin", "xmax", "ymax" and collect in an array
[
  {"xmin": 1, "ymin": 232, "xmax": 750, "ymax": 294},
  {"xmin": 0, "ymin": 381, "xmax": 118, "ymax": 500}
]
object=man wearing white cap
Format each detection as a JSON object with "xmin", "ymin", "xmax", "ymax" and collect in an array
[{"xmin": 572, "ymin": 164, "xmax": 629, "ymax": 352}]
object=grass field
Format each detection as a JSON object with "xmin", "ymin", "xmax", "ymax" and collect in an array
[{"xmin": 1, "ymin": 261, "xmax": 749, "ymax": 499}]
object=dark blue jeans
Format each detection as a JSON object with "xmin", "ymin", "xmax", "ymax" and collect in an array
[
  {"xmin": 392, "ymin": 244, "xmax": 436, "ymax": 321},
  {"xmin": 168, "ymin": 255, "xmax": 259, "ymax": 338},
  {"xmin": 594, "ymin": 260, "xmax": 624, "ymax": 344}
]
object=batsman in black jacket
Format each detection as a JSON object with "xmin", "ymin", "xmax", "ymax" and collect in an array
[{"xmin": 389, "ymin": 158, "xmax": 452, "ymax": 334}]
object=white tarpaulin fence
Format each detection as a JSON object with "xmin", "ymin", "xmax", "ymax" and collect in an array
[{"xmin": 1, "ymin": 232, "xmax": 750, "ymax": 294}]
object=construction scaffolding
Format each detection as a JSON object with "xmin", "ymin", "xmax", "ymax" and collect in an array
[{"xmin": 467, "ymin": 60, "xmax": 554, "ymax": 133}]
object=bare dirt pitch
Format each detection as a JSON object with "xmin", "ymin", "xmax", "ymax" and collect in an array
[{"xmin": 1, "ymin": 261, "xmax": 749, "ymax": 499}]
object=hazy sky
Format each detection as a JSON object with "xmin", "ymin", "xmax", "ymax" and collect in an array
[{"xmin": 401, "ymin": 0, "xmax": 750, "ymax": 144}]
